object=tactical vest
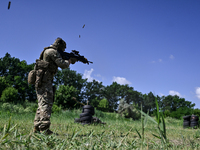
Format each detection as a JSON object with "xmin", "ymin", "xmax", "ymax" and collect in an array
[{"xmin": 28, "ymin": 46, "xmax": 58, "ymax": 88}]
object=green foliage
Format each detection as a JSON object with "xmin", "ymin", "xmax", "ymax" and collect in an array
[
  {"xmin": 161, "ymin": 95, "xmax": 195, "ymax": 112},
  {"xmin": 57, "ymin": 68, "xmax": 87, "ymax": 103},
  {"xmin": 118, "ymin": 99, "xmax": 140, "ymax": 120},
  {"xmin": 139, "ymin": 98, "xmax": 168, "ymax": 146},
  {"xmin": 93, "ymin": 109, "xmax": 105, "ymax": 119},
  {"xmin": 52, "ymin": 104, "xmax": 62, "ymax": 113},
  {"xmin": 98, "ymin": 98, "xmax": 109, "ymax": 112},
  {"xmin": 1, "ymin": 87, "xmax": 18, "ymax": 103},
  {"xmin": 193, "ymin": 108, "xmax": 200, "ymax": 117},
  {"xmin": 170, "ymin": 107, "xmax": 193, "ymax": 119},
  {"xmin": 142, "ymin": 92, "xmax": 156, "ymax": 114},
  {"xmin": 0, "ymin": 102, "xmax": 37, "ymax": 113},
  {"xmin": 0, "ymin": 53, "xmax": 36, "ymax": 103},
  {"xmin": 103, "ymin": 82, "xmax": 121, "ymax": 111},
  {"xmin": 163, "ymin": 110, "xmax": 170, "ymax": 118},
  {"xmin": 0, "ymin": 108, "xmax": 200, "ymax": 149},
  {"xmin": 0, "ymin": 76, "xmax": 9, "ymax": 97},
  {"xmin": 87, "ymin": 97, "xmax": 99, "ymax": 108},
  {"xmin": 84, "ymin": 80, "xmax": 104, "ymax": 106},
  {"xmin": 1, "ymin": 103, "xmax": 13, "ymax": 111},
  {"xmin": 0, "ymin": 53, "xmax": 198, "ymax": 120},
  {"xmin": 54, "ymin": 85, "xmax": 78, "ymax": 109}
]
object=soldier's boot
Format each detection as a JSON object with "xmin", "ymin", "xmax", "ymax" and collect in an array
[
  {"xmin": 40, "ymin": 129, "xmax": 59, "ymax": 135},
  {"xmin": 40, "ymin": 126, "xmax": 59, "ymax": 136},
  {"xmin": 33, "ymin": 126, "xmax": 40, "ymax": 133}
]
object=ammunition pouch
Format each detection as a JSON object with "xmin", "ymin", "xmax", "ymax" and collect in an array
[
  {"xmin": 28, "ymin": 70, "xmax": 36, "ymax": 84},
  {"xmin": 35, "ymin": 59, "xmax": 49, "ymax": 70},
  {"xmin": 34, "ymin": 59, "xmax": 50, "ymax": 88}
]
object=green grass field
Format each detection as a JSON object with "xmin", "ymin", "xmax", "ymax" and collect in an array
[{"xmin": 0, "ymin": 109, "xmax": 200, "ymax": 150}]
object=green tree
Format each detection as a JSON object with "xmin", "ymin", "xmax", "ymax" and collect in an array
[
  {"xmin": 162, "ymin": 95, "xmax": 195, "ymax": 112},
  {"xmin": 194, "ymin": 108, "xmax": 200, "ymax": 117},
  {"xmin": 128, "ymin": 91, "xmax": 144, "ymax": 109},
  {"xmin": 170, "ymin": 107, "xmax": 193, "ymax": 119},
  {"xmin": 98, "ymin": 98, "xmax": 109, "ymax": 112},
  {"xmin": 142, "ymin": 92, "xmax": 156, "ymax": 114},
  {"xmin": 1, "ymin": 87, "xmax": 19, "ymax": 103},
  {"xmin": 59, "ymin": 68, "xmax": 87, "ymax": 103},
  {"xmin": 102, "ymin": 82, "xmax": 121, "ymax": 112},
  {"xmin": 0, "ymin": 76, "xmax": 9, "ymax": 97},
  {"xmin": 54, "ymin": 85, "xmax": 78, "ymax": 109},
  {"xmin": 0, "ymin": 53, "xmax": 36, "ymax": 102},
  {"xmin": 83, "ymin": 80, "xmax": 104, "ymax": 107},
  {"xmin": 117, "ymin": 84, "xmax": 135, "ymax": 104}
]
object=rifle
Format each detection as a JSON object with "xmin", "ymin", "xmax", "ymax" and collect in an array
[{"xmin": 58, "ymin": 50, "xmax": 93, "ymax": 65}]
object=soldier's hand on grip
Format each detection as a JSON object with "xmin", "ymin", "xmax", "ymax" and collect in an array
[{"xmin": 69, "ymin": 58, "xmax": 77, "ymax": 64}]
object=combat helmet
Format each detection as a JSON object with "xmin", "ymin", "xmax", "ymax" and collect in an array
[{"xmin": 52, "ymin": 37, "xmax": 66, "ymax": 51}]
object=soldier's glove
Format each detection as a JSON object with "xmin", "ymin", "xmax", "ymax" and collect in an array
[{"xmin": 70, "ymin": 58, "xmax": 77, "ymax": 64}]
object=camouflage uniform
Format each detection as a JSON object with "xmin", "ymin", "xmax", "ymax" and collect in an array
[{"xmin": 34, "ymin": 38, "xmax": 70, "ymax": 133}]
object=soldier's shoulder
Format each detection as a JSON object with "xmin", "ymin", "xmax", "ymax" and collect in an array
[{"xmin": 44, "ymin": 47, "xmax": 60, "ymax": 57}]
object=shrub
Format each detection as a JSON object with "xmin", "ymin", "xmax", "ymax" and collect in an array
[
  {"xmin": 97, "ymin": 98, "xmax": 109, "ymax": 112},
  {"xmin": 1, "ymin": 87, "xmax": 19, "ymax": 103},
  {"xmin": 24, "ymin": 107, "xmax": 35, "ymax": 113},
  {"xmin": 1, "ymin": 103, "xmax": 12, "ymax": 111},
  {"xmin": 1, "ymin": 103, "xmax": 24, "ymax": 113},
  {"xmin": 170, "ymin": 107, "xmax": 193, "ymax": 119},
  {"xmin": 0, "ymin": 76, "xmax": 9, "ymax": 96},
  {"xmin": 118, "ymin": 99, "xmax": 140, "ymax": 120},
  {"xmin": 164, "ymin": 110, "xmax": 170, "ymax": 118},
  {"xmin": 22, "ymin": 100, "xmax": 38, "ymax": 113},
  {"xmin": 94, "ymin": 109, "xmax": 105, "ymax": 118},
  {"xmin": 52, "ymin": 104, "xmax": 62, "ymax": 113},
  {"xmin": 194, "ymin": 108, "xmax": 200, "ymax": 117},
  {"xmin": 54, "ymin": 85, "xmax": 77, "ymax": 109}
]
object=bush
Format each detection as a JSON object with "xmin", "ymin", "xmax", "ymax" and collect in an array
[
  {"xmin": 1, "ymin": 103, "xmax": 12, "ymax": 111},
  {"xmin": 94, "ymin": 109, "xmax": 105, "ymax": 118},
  {"xmin": 52, "ymin": 104, "xmax": 62, "ymax": 113},
  {"xmin": 118, "ymin": 99, "xmax": 140, "ymax": 120},
  {"xmin": 97, "ymin": 98, "xmax": 109, "ymax": 112},
  {"xmin": 1, "ymin": 103, "xmax": 24, "ymax": 113},
  {"xmin": 54, "ymin": 85, "xmax": 77, "ymax": 109},
  {"xmin": 164, "ymin": 110, "xmax": 170, "ymax": 118},
  {"xmin": 0, "ymin": 102, "xmax": 38, "ymax": 113},
  {"xmin": 1, "ymin": 87, "xmax": 19, "ymax": 104},
  {"xmin": 0, "ymin": 76, "xmax": 9, "ymax": 96},
  {"xmin": 170, "ymin": 107, "xmax": 193, "ymax": 119},
  {"xmin": 194, "ymin": 108, "xmax": 200, "ymax": 117}
]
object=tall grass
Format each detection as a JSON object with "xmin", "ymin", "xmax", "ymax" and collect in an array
[{"xmin": 0, "ymin": 103, "xmax": 200, "ymax": 149}]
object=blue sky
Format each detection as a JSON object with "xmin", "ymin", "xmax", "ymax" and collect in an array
[{"xmin": 1, "ymin": 0, "xmax": 200, "ymax": 108}]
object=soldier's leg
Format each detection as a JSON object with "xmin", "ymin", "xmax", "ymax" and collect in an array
[
  {"xmin": 33, "ymin": 107, "xmax": 41, "ymax": 133},
  {"xmin": 37, "ymin": 81, "xmax": 54, "ymax": 131},
  {"xmin": 33, "ymin": 88, "xmax": 44, "ymax": 132}
]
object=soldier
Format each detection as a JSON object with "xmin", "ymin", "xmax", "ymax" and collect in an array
[{"xmin": 33, "ymin": 37, "xmax": 77, "ymax": 135}]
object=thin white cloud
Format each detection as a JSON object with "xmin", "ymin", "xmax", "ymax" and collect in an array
[
  {"xmin": 151, "ymin": 59, "xmax": 162, "ymax": 63},
  {"xmin": 95, "ymin": 74, "xmax": 102, "ymax": 78},
  {"xmin": 195, "ymin": 87, "xmax": 200, "ymax": 99},
  {"xmin": 112, "ymin": 76, "xmax": 131, "ymax": 85},
  {"xmin": 159, "ymin": 93, "xmax": 164, "ymax": 97},
  {"xmin": 170, "ymin": 55, "xmax": 174, "ymax": 59},
  {"xmin": 83, "ymin": 68, "xmax": 94, "ymax": 82},
  {"xmin": 83, "ymin": 68, "xmax": 101, "ymax": 82},
  {"xmin": 94, "ymin": 74, "xmax": 105, "ymax": 81},
  {"xmin": 169, "ymin": 90, "xmax": 181, "ymax": 97}
]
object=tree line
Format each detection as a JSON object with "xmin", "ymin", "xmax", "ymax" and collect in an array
[{"xmin": 0, "ymin": 53, "xmax": 199, "ymax": 118}]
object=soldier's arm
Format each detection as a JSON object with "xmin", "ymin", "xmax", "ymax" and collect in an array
[{"xmin": 51, "ymin": 50, "xmax": 71, "ymax": 69}]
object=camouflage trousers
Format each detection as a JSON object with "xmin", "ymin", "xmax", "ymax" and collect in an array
[{"xmin": 34, "ymin": 80, "xmax": 54, "ymax": 131}]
